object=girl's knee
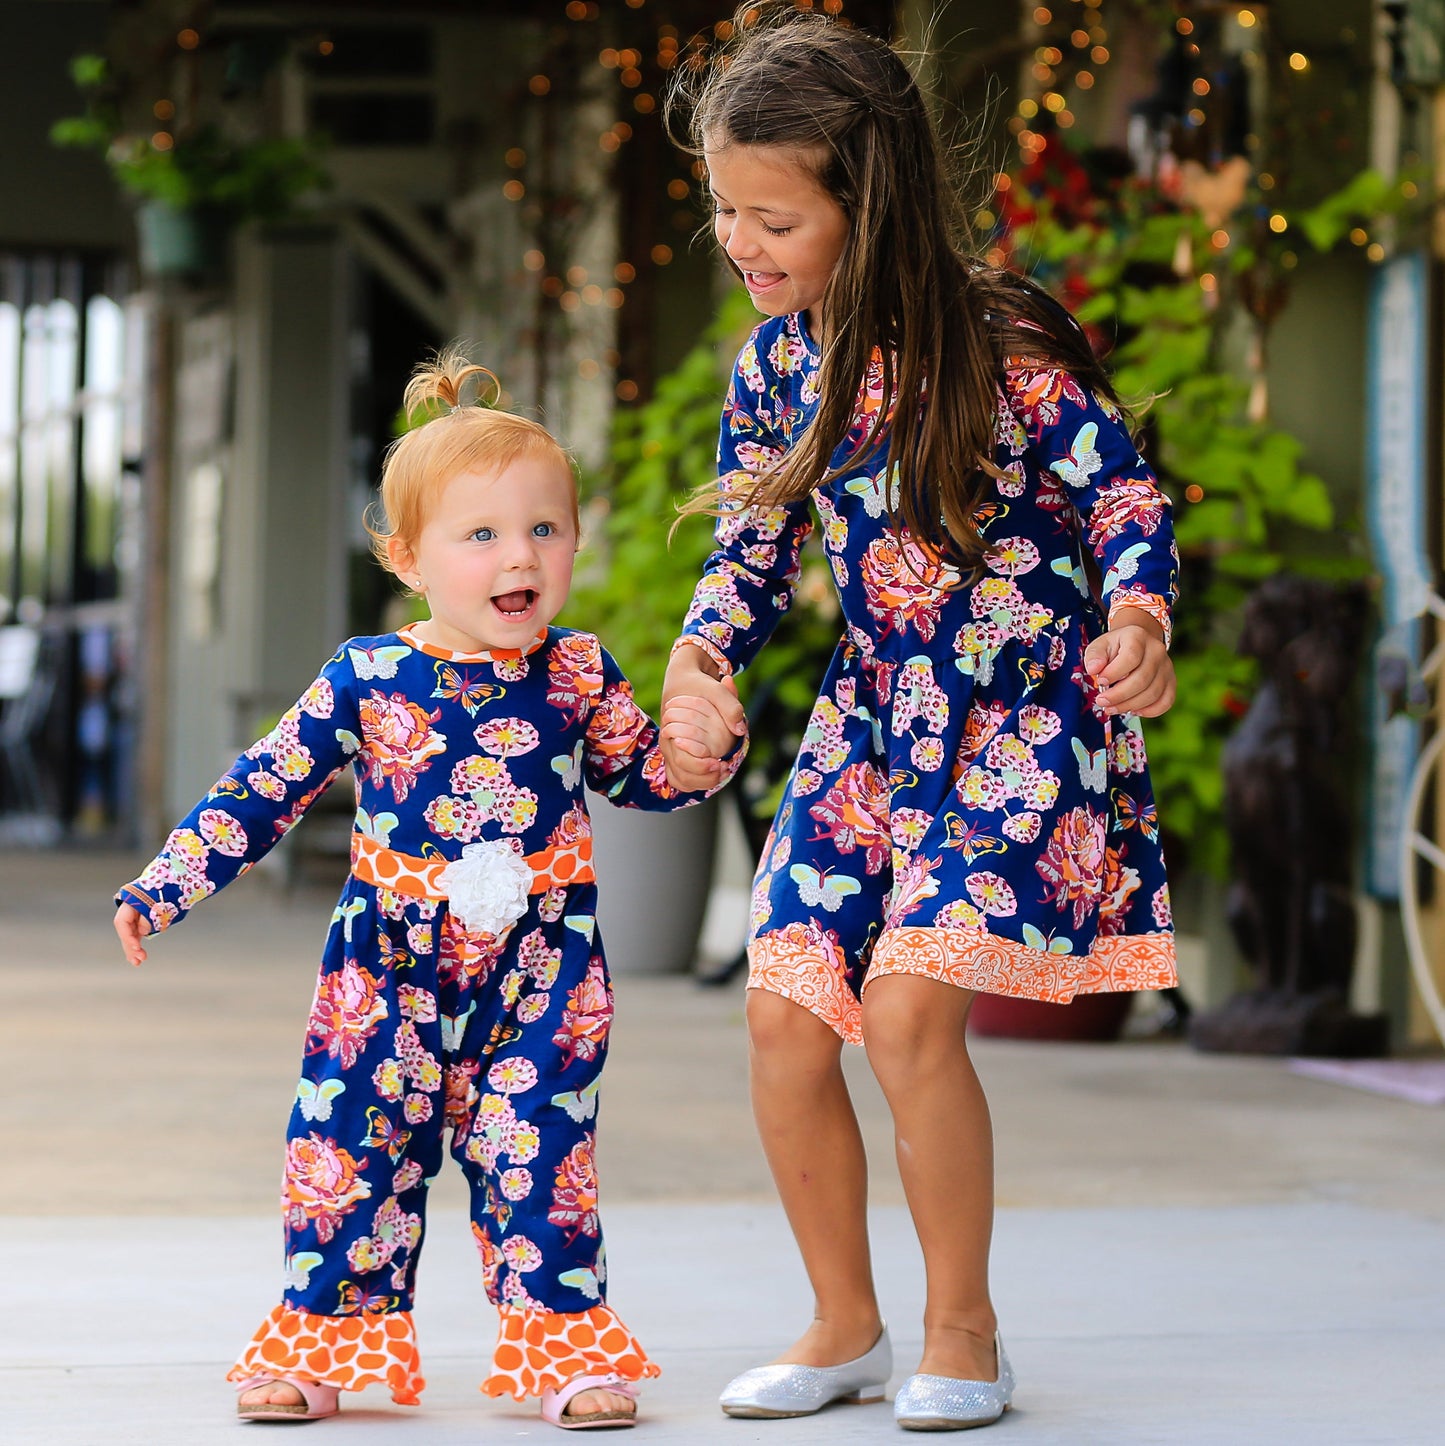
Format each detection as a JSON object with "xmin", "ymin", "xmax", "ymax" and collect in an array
[
  {"xmin": 746, "ymin": 987, "xmax": 843, "ymax": 1071},
  {"xmin": 861, "ymin": 976, "xmax": 973, "ymax": 1081}
]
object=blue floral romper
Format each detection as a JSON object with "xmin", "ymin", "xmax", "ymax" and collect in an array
[{"xmin": 118, "ymin": 626, "xmax": 733, "ymax": 1403}]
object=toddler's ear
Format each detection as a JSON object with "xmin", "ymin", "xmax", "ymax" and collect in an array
[{"xmin": 386, "ymin": 536, "xmax": 417, "ymax": 580}]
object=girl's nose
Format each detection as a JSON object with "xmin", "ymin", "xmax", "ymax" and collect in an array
[{"xmin": 724, "ymin": 220, "xmax": 760, "ymax": 263}]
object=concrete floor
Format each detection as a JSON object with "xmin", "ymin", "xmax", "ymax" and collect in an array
[{"xmin": 5, "ymin": 848, "xmax": 1445, "ymax": 1442}]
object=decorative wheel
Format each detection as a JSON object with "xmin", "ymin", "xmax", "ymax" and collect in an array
[{"xmin": 1400, "ymin": 596, "xmax": 1445, "ymax": 1049}]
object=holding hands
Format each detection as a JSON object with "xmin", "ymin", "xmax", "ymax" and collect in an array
[
  {"xmin": 660, "ymin": 643, "xmax": 748, "ymax": 791},
  {"xmin": 1084, "ymin": 610, "xmax": 1175, "ymax": 718}
]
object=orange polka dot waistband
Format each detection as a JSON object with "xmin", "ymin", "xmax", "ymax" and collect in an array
[{"xmin": 351, "ymin": 831, "xmax": 594, "ymax": 901}]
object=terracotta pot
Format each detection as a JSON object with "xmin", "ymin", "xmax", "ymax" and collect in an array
[{"xmin": 969, "ymin": 990, "xmax": 1134, "ymax": 1042}]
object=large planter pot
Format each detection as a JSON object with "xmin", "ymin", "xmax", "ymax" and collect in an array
[
  {"xmin": 969, "ymin": 990, "xmax": 1134, "ymax": 1042},
  {"xmin": 588, "ymin": 797, "xmax": 719, "ymax": 974},
  {"xmin": 134, "ymin": 201, "xmax": 231, "ymax": 278}
]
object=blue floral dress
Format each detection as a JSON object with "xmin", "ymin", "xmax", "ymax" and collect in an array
[
  {"xmin": 679, "ymin": 313, "xmax": 1179, "ymax": 1044},
  {"xmin": 118, "ymin": 625, "xmax": 734, "ymax": 1404}
]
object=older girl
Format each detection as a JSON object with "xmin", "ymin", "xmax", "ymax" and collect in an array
[{"xmin": 660, "ymin": 5, "xmax": 1178, "ymax": 1431}]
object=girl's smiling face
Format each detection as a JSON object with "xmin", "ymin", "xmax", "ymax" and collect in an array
[
  {"xmin": 389, "ymin": 452, "xmax": 578, "ymax": 655},
  {"xmin": 705, "ymin": 141, "xmax": 851, "ymax": 330}
]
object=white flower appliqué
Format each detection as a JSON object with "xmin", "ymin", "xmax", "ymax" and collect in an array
[{"xmin": 438, "ymin": 839, "xmax": 533, "ymax": 938}]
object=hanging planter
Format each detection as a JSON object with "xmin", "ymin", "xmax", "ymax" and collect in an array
[
  {"xmin": 133, "ymin": 200, "xmax": 232, "ymax": 279},
  {"xmin": 51, "ymin": 55, "xmax": 327, "ymax": 283}
]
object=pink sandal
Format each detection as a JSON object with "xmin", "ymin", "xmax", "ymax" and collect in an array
[
  {"xmin": 539, "ymin": 1374, "xmax": 639, "ymax": 1431},
  {"xmin": 235, "ymin": 1375, "xmax": 341, "ymax": 1423}
]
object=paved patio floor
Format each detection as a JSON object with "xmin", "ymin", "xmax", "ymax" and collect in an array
[{"xmin": 5, "ymin": 849, "xmax": 1443, "ymax": 1443}]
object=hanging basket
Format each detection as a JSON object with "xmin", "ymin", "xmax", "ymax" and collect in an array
[{"xmin": 134, "ymin": 201, "xmax": 231, "ymax": 279}]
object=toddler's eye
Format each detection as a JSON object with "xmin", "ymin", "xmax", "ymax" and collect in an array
[
  {"xmin": 532, "ymin": 522, "xmax": 555, "ymax": 538},
  {"xmin": 470, "ymin": 527, "xmax": 495, "ymax": 543}
]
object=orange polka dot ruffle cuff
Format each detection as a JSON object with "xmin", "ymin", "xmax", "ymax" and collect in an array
[
  {"xmin": 227, "ymin": 1304, "xmax": 424, "ymax": 1406},
  {"xmin": 481, "ymin": 1303, "xmax": 660, "ymax": 1401}
]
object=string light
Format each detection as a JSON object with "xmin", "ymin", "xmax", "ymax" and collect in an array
[
  {"xmin": 651, "ymin": 244, "xmax": 673, "ymax": 264},
  {"xmin": 1348, "ymin": 227, "xmax": 1368, "ymax": 245},
  {"xmin": 503, "ymin": 180, "xmax": 525, "ymax": 200},
  {"xmin": 667, "ymin": 179, "xmax": 690, "ymax": 199},
  {"xmin": 1269, "ymin": 214, "xmax": 1287, "ymax": 233},
  {"xmin": 560, "ymin": 291, "xmax": 581, "ymax": 312},
  {"xmin": 1281, "ymin": 252, "xmax": 1298, "ymax": 269},
  {"xmin": 616, "ymin": 380, "xmax": 639, "ymax": 401},
  {"xmin": 153, "ymin": 99, "xmax": 175, "ymax": 120},
  {"xmin": 566, "ymin": 265, "xmax": 588, "ymax": 285},
  {"xmin": 177, "ymin": 28, "xmax": 199, "ymax": 49},
  {"xmin": 505, "ymin": 147, "xmax": 526, "ymax": 168},
  {"xmin": 1076, "ymin": 70, "xmax": 1095, "ymax": 89},
  {"xmin": 1033, "ymin": 6, "xmax": 1052, "ymax": 23},
  {"xmin": 1185, "ymin": 484, "xmax": 1206, "ymax": 501},
  {"xmin": 1057, "ymin": 110, "xmax": 1074, "ymax": 127},
  {"xmin": 578, "ymin": 358, "xmax": 600, "ymax": 379},
  {"xmin": 581, "ymin": 284, "xmax": 603, "ymax": 305},
  {"xmin": 1176, "ymin": 18, "xmax": 1194, "ymax": 35},
  {"xmin": 1018, "ymin": 98, "xmax": 1039, "ymax": 118},
  {"xmin": 614, "ymin": 262, "xmax": 636, "ymax": 283},
  {"xmin": 1211, "ymin": 229, "xmax": 1230, "ymax": 249},
  {"xmin": 1193, "ymin": 78, "xmax": 1210, "ymax": 96},
  {"xmin": 529, "ymin": 74, "xmax": 551, "ymax": 95},
  {"xmin": 152, "ymin": 131, "xmax": 173, "ymax": 150},
  {"xmin": 523, "ymin": 249, "xmax": 545, "ymax": 270},
  {"xmin": 1238, "ymin": 9, "xmax": 1257, "ymax": 27},
  {"xmin": 1288, "ymin": 52, "xmax": 1309, "ymax": 71},
  {"xmin": 1091, "ymin": 45, "xmax": 1109, "ymax": 64},
  {"xmin": 633, "ymin": 94, "xmax": 656, "ymax": 112},
  {"xmin": 1366, "ymin": 242, "xmax": 1385, "ymax": 261}
]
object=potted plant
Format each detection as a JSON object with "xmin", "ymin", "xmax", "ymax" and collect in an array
[
  {"xmin": 565, "ymin": 286, "xmax": 842, "ymax": 973},
  {"xmin": 51, "ymin": 54, "xmax": 326, "ymax": 277}
]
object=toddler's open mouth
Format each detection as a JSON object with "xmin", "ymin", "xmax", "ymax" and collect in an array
[{"xmin": 492, "ymin": 588, "xmax": 537, "ymax": 620}]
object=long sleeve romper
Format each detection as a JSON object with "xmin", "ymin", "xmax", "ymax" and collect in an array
[
  {"xmin": 118, "ymin": 624, "xmax": 736, "ymax": 1404},
  {"xmin": 678, "ymin": 312, "xmax": 1179, "ymax": 1046}
]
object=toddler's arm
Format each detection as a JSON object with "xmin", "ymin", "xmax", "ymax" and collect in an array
[{"xmin": 115, "ymin": 648, "xmax": 359, "ymax": 939}]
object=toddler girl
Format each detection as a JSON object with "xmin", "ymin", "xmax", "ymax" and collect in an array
[{"xmin": 115, "ymin": 352, "xmax": 743, "ymax": 1430}]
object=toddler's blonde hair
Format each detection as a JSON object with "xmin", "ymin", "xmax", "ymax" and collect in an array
[{"xmin": 366, "ymin": 346, "xmax": 577, "ymax": 578}]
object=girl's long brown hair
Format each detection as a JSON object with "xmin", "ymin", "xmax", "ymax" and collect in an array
[{"xmin": 668, "ymin": 2, "xmax": 1125, "ymax": 566}]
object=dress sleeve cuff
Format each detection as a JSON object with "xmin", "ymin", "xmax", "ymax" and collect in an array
[
  {"xmin": 1107, "ymin": 592, "xmax": 1173, "ymax": 650},
  {"xmin": 670, "ymin": 634, "xmax": 735, "ymax": 679}
]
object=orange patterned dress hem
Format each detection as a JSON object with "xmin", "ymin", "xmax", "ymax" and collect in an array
[
  {"xmin": 227, "ymin": 1304, "xmax": 424, "ymax": 1405},
  {"xmin": 480, "ymin": 1303, "xmax": 660, "ymax": 1400},
  {"xmin": 863, "ymin": 927, "xmax": 1177, "ymax": 1002},
  {"xmin": 748, "ymin": 924, "xmax": 866, "ymax": 1046}
]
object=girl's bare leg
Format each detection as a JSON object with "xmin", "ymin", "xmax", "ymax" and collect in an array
[
  {"xmin": 863, "ymin": 974, "xmax": 999, "ymax": 1382},
  {"xmin": 746, "ymin": 988, "xmax": 884, "ymax": 1365}
]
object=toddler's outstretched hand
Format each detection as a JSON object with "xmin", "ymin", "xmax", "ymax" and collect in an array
[
  {"xmin": 1084, "ymin": 615, "xmax": 1175, "ymax": 718},
  {"xmin": 114, "ymin": 902, "xmax": 152, "ymax": 967}
]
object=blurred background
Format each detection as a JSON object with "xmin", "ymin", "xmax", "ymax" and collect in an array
[{"xmin": 0, "ymin": 0, "xmax": 1441, "ymax": 1054}]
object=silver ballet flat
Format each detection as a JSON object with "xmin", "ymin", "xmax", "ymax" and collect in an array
[
  {"xmin": 718, "ymin": 1326, "xmax": 892, "ymax": 1419},
  {"xmin": 893, "ymin": 1333, "xmax": 1015, "ymax": 1431}
]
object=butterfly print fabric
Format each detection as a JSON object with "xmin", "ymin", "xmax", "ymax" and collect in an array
[
  {"xmin": 680, "ymin": 314, "xmax": 1179, "ymax": 1044},
  {"xmin": 118, "ymin": 626, "xmax": 735, "ymax": 1403}
]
